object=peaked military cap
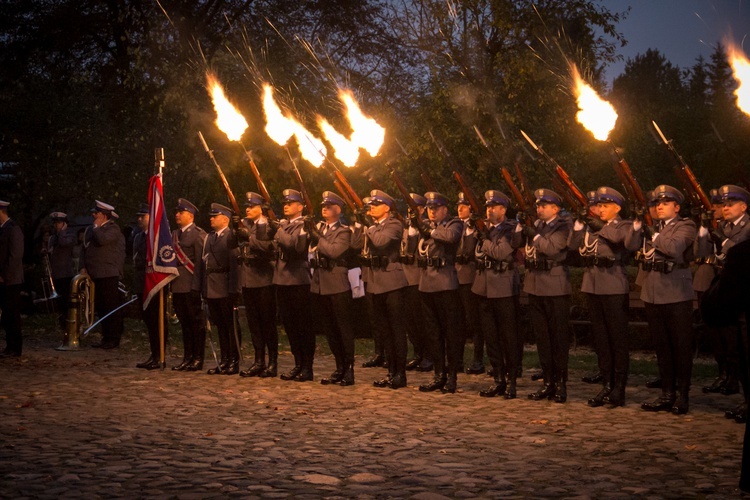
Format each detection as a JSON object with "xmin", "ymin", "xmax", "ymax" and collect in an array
[
  {"xmin": 646, "ymin": 190, "xmax": 658, "ymax": 206},
  {"xmin": 175, "ymin": 198, "xmax": 198, "ymax": 215},
  {"xmin": 534, "ymin": 189, "xmax": 563, "ymax": 206},
  {"xmin": 718, "ymin": 185, "xmax": 750, "ymax": 204},
  {"xmin": 652, "ymin": 184, "xmax": 684, "ymax": 204},
  {"xmin": 484, "ymin": 190, "xmax": 511, "ymax": 207},
  {"xmin": 369, "ymin": 189, "xmax": 395, "ymax": 208},
  {"xmin": 587, "ymin": 190, "xmax": 598, "ymax": 205},
  {"xmin": 425, "ymin": 192, "xmax": 449, "ymax": 207},
  {"xmin": 50, "ymin": 211, "xmax": 67, "ymax": 221},
  {"xmin": 136, "ymin": 203, "xmax": 150, "ymax": 216},
  {"xmin": 91, "ymin": 200, "xmax": 115, "ymax": 215},
  {"xmin": 410, "ymin": 193, "xmax": 427, "ymax": 207},
  {"xmin": 457, "ymin": 192, "xmax": 471, "ymax": 205},
  {"xmin": 245, "ymin": 192, "xmax": 265, "ymax": 207},
  {"xmin": 209, "ymin": 203, "xmax": 233, "ymax": 218},
  {"xmin": 596, "ymin": 186, "xmax": 625, "ymax": 206},
  {"xmin": 281, "ymin": 189, "xmax": 304, "ymax": 204},
  {"xmin": 709, "ymin": 189, "xmax": 721, "ymax": 205},
  {"xmin": 0, "ymin": 200, "xmax": 9, "ymax": 209},
  {"xmin": 362, "ymin": 196, "xmax": 372, "ymax": 205},
  {"xmin": 321, "ymin": 191, "xmax": 345, "ymax": 207}
]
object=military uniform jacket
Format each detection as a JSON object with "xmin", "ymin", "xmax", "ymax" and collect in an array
[
  {"xmin": 273, "ymin": 217, "xmax": 310, "ymax": 286},
  {"xmin": 569, "ymin": 216, "xmax": 640, "ymax": 295},
  {"xmin": 417, "ymin": 217, "xmax": 463, "ymax": 293},
  {"xmin": 401, "ymin": 224, "xmax": 420, "ymax": 286},
  {"xmin": 365, "ymin": 215, "xmax": 408, "ymax": 294},
  {"xmin": 717, "ymin": 215, "xmax": 750, "ymax": 256},
  {"xmin": 171, "ymin": 223, "xmax": 207, "ymax": 294},
  {"xmin": 455, "ymin": 219, "xmax": 477, "ymax": 285},
  {"xmin": 0, "ymin": 219, "xmax": 24, "ymax": 285},
  {"xmin": 471, "ymin": 220, "xmax": 519, "ymax": 299},
  {"xmin": 236, "ymin": 218, "xmax": 274, "ymax": 289},
  {"xmin": 132, "ymin": 229, "xmax": 147, "ymax": 294},
  {"xmin": 639, "ymin": 217, "xmax": 696, "ymax": 305},
  {"xmin": 48, "ymin": 227, "xmax": 76, "ymax": 280},
  {"xmin": 310, "ymin": 221, "xmax": 352, "ymax": 296},
  {"xmin": 515, "ymin": 216, "xmax": 571, "ymax": 297},
  {"xmin": 81, "ymin": 220, "xmax": 125, "ymax": 280},
  {"xmin": 193, "ymin": 227, "xmax": 239, "ymax": 299}
]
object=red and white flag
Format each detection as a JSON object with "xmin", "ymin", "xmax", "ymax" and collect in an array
[{"xmin": 144, "ymin": 173, "xmax": 179, "ymax": 310}]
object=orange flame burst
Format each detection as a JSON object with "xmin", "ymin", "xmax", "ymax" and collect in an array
[
  {"xmin": 571, "ymin": 66, "xmax": 618, "ymax": 141},
  {"xmin": 727, "ymin": 43, "xmax": 750, "ymax": 116},
  {"xmin": 261, "ymin": 84, "xmax": 326, "ymax": 167},
  {"xmin": 339, "ymin": 90, "xmax": 385, "ymax": 158},
  {"xmin": 206, "ymin": 73, "xmax": 248, "ymax": 142},
  {"xmin": 318, "ymin": 117, "xmax": 360, "ymax": 167}
]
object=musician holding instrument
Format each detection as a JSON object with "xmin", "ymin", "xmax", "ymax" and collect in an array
[{"xmin": 47, "ymin": 211, "xmax": 76, "ymax": 330}]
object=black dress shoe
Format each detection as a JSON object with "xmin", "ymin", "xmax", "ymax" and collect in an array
[
  {"xmin": 735, "ymin": 407, "xmax": 748, "ymax": 423},
  {"xmin": 340, "ymin": 367, "xmax": 355, "ymax": 386},
  {"xmin": 171, "ymin": 359, "xmax": 192, "ymax": 371},
  {"xmin": 293, "ymin": 368, "xmax": 313, "ymax": 382},
  {"xmin": 645, "ymin": 377, "xmax": 662, "ymax": 389},
  {"xmin": 588, "ymin": 384, "xmax": 613, "ymax": 407},
  {"xmin": 479, "ymin": 382, "xmax": 506, "ymax": 398},
  {"xmin": 581, "ymin": 372, "xmax": 603, "ymax": 384},
  {"xmin": 405, "ymin": 357, "xmax": 421, "ymax": 371},
  {"xmin": 240, "ymin": 362, "xmax": 266, "ymax": 378},
  {"xmin": 641, "ymin": 393, "xmax": 676, "ymax": 412},
  {"xmin": 671, "ymin": 393, "xmax": 689, "ymax": 415},
  {"xmin": 373, "ymin": 376, "xmax": 392, "ymax": 388},
  {"xmin": 320, "ymin": 370, "xmax": 344, "ymax": 385},
  {"xmin": 553, "ymin": 382, "xmax": 567, "ymax": 403},
  {"xmin": 260, "ymin": 363, "xmax": 277, "ymax": 378},
  {"xmin": 726, "ymin": 404, "xmax": 745, "ymax": 419},
  {"xmin": 207, "ymin": 363, "xmax": 227, "ymax": 375},
  {"xmin": 136, "ymin": 356, "xmax": 156, "ymax": 369},
  {"xmin": 504, "ymin": 379, "xmax": 517, "ymax": 399},
  {"xmin": 362, "ymin": 356, "xmax": 384, "ymax": 368},
  {"xmin": 441, "ymin": 377, "xmax": 457, "ymax": 394},
  {"xmin": 528, "ymin": 383, "xmax": 555, "ymax": 401},
  {"xmin": 388, "ymin": 372, "xmax": 406, "ymax": 389},
  {"xmin": 144, "ymin": 360, "xmax": 162, "ymax": 370},
  {"xmin": 702, "ymin": 376, "xmax": 726, "ymax": 393},
  {"xmin": 280, "ymin": 366, "xmax": 301, "ymax": 381},
  {"xmin": 720, "ymin": 378, "xmax": 739, "ymax": 395},
  {"xmin": 530, "ymin": 371, "xmax": 545, "ymax": 382},
  {"xmin": 184, "ymin": 359, "xmax": 203, "ymax": 372},
  {"xmin": 0, "ymin": 350, "xmax": 21, "ymax": 358},
  {"xmin": 419, "ymin": 376, "xmax": 446, "ymax": 392},
  {"xmin": 465, "ymin": 362, "xmax": 486, "ymax": 375},
  {"xmin": 415, "ymin": 359, "xmax": 434, "ymax": 372},
  {"xmin": 223, "ymin": 361, "xmax": 239, "ymax": 375}
]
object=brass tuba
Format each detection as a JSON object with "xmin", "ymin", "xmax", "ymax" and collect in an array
[{"xmin": 56, "ymin": 273, "xmax": 95, "ymax": 350}]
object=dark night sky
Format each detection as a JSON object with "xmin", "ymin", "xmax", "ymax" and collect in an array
[{"xmin": 602, "ymin": 0, "xmax": 750, "ymax": 85}]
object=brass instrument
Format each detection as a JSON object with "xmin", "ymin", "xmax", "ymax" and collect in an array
[
  {"xmin": 56, "ymin": 273, "xmax": 95, "ymax": 351},
  {"xmin": 33, "ymin": 253, "xmax": 59, "ymax": 311}
]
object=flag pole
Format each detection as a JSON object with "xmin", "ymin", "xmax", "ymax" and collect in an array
[{"xmin": 155, "ymin": 148, "xmax": 166, "ymax": 370}]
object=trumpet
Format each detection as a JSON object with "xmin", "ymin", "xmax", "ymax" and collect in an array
[
  {"xmin": 56, "ymin": 273, "xmax": 95, "ymax": 351},
  {"xmin": 33, "ymin": 253, "xmax": 59, "ymax": 310}
]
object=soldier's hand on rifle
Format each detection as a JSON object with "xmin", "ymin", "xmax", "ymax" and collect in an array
[
  {"xmin": 633, "ymin": 205, "xmax": 644, "ymax": 222},
  {"xmin": 304, "ymin": 216, "xmax": 322, "ymax": 244},
  {"xmin": 521, "ymin": 224, "xmax": 536, "ymax": 240},
  {"xmin": 700, "ymin": 211, "xmax": 714, "ymax": 228},
  {"xmin": 265, "ymin": 219, "xmax": 280, "ymax": 239},
  {"xmin": 642, "ymin": 224, "xmax": 656, "ymax": 239},
  {"xmin": 577, "ymin": 207, "xmax": 588, "ymax": 222},
  {"xmin": 419, "ymin": 221, "xmax": 433, "ymax": 239},
  {"xmin": 231, "ymin": 215, "xmax": 243, "ymax": 230},
  {"xmin": 261, "ymin": 203, "xmax": 272, "ymax": 217},
  {"xmin": 354, "ymin": 206, "xmax": 371, "ymax": 226},
  {"xmin": 234, "ymin": 225, "xmax": 249, "ymax": 242},
  {"xmin": 710, "ymin": 229, "xmax": 725, "ymax": 247},
  {"xmin": 466, "ymin": 213, "xmax": 481, "ymax": 230},
  {"xmin": 585, "ymin": 216, "xmax": 605, "ymax": 232},
  {"xmin": 409, "ymin": 210, "xmax": 422, "ymax": 230},
  {"xmin": 516, "ymin": 212, "xmax": 528, "ymax": 225}
]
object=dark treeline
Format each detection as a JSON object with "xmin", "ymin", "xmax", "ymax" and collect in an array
[{"xmin": 1, "ymin": 0, "xmax": 749, "ymax": 258}]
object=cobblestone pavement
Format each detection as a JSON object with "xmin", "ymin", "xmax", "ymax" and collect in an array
[{"xmin": 0, "ymin": 343, "xmax": 746, "ymax": 499}]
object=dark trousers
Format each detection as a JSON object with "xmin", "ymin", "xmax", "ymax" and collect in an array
[
  {"xmin": 402, "ymin": 285, "xmax": 427, "ymax": 360},
  {"xmin": 53, "ymin": 277, "xmax": 72, "ymax": 328},
  {"xmin": 242, "ymin": 285, "xmax": 278, "ymax": 363},
  {"xmin": 93, "ymin": 276, "xmax": 123, "ymax": 346},
  {"xmin": 207, "ymin": 297, "xmax": 238, "ymax": 363},
  {"xmin": 172, "ymin": 291, "xmax": 206, "ymax": 362},
  {"xmin": 372, "ymin": 287, "xmax": 408, "ymax": 375},
  {"xmin": 365, "ymin": 291, "xmax": 384, "ymax": 358},
  {"xmin": 459, "ymin": 283, "xmax": 483, "ymax": 363},
  {"xmin": 644, "ymin": 300, "xmax": 695, "ymax": 392},
  {"xmin": 277, "ymin": 285, "xmax": 314, "ymax": 370},
  {"xmin": 529, "ymin": 294, "xmax": 571, "ymax": 383},
  {"xmin": 0, "ymin": 284, "xmax": 22, "ymax": 354},
  {"xmin": 586, "ymin": 293, "xmax": 629, "ymax": 381},
  {"xmin": 312, "ymin": 290, "xmax": 356, "ymax": 368},
  {"xmin": 139, "ymin": 293, "xmax": 168, "ymax": 359},
  {"xmin": 479, "ymin": 294, "xmax": 520, "ymax": 380},
  {"xmin": 421, "ymin": 289, "xmax": 463, "ymax": 376}
]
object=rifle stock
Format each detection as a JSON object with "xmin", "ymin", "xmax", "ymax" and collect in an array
[
  {"xmin": 452, "ymin": 170, "xmax": 487, "ymax": 232},
  {"xmin": 243, "ymin": 150, "xmax": 277, "ymax": 221},
  {"xmin": 197, "ymin": 131, "xmax": 240, "ymax": 215},
  {"xmin": 390, "ymin": 168, "xmax": 420, "ymax": 214}
]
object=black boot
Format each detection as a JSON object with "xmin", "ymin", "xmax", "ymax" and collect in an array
[
  {"xmin": 641, "ymin": 391, "xmax": 676, "ymax": 412},
  {"xmin": 321, "ymin": 361, "xmax": 344, "ymax": 385},
  {"xmin": 703, "ymin": 373, "xmax": 727, "ymax": 393},
  {"xmin": 240, "ymin": 353, "xmax": 266, "ymax": 377},
  {"xmin": 645, "ymin": 377, "xmax": 662, "ymax": 389},
  {"xmin": 207, "ymin": 359, "xmax": 228, "ymax": 375},
  {"xmin": 504, "ymin": 378, "xmax": 517, "ymax": 399},
  {"xmin": 260, "ymin": 351, "xmax": 278, "ymax": 378},
  {"xmin": 405, "ymin": 357, "xmax": 421, "ymax": 371},
  {"xmin": 581, "ymin": 371, "xmax": 603, "ymax": 384},
  {"xmin": 184, "ymin": 358, "xmax": 203, "ymax": 372},
  {"xmin": 388, "ymin": 371, "xmax": 406, "ymax": 389},
  {"xmin": 362, "ymin": 355, "xmax": 384, "ymax": 368},
  {"xmin": 415, "ymin": 358, "xmax": 434, "ymax": 372},
  {"xmin": 136, "ymin": 356, "xmax": 156, "ymax": 369},
  {"xmin": 465, "ymin": 361, "xmax": 486, "ymax": 375},
  {"xmin": 528, "ymin": 380, "xmax": 556, "ymax": 401},
  {"xmin": 340, "ymin": 362, "xmax": 355, "ymax": 386},
  {"xmin": 223, "ymin": 359, "xmax": 239, "ymax": 375},
  {"xmin": 588, "ymin": 380, "xmax": 613, "ymax": 407},
  {"xmin": 442, "ymin": 371, "xmax": 458, "ymax": 394},
  {"xmin": 479, "ymin": 378, "xmax": 506, "ymax": 398},
  {"xmin": 419, "ymin": 373, "xmax": 447, "ymax": 392},
  {"xmin": 293, "ymin": 366, "xmax": 314, "ymax": 382},
  {"xmin": 280, "ymin": 365, "xmax": 301, "ymax": 381},
  {"xmin": 720, "ymin": 375, "xmax": 740, "ymax": 395},
  {"xmin": 373, "ymin": 373, "xmax": 393, "ymax": 388},
  {"xmin": 671, "ymin": 387, "xmax": 690, "ymax": 414},
  {"xmin": 603, "ymin": 373, "xmax": 627, "ymax": 407},
  {"xmin": 171, "ymin": 357, "xmax": 192, "ymax": 371},
  {"xmin": 553, "ymin": 380, "xmax": 567, "ymax": 403}
]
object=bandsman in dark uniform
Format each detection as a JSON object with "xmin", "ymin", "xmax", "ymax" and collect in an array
[
  {"xmin": 0, "ymin": 201, "xmax": 24, "ymax": 357},
  {"xmin": 638, "ymin": 185, "xmax": 697, "ymax": 414},
  {"xmin": 81, "ymin": 200, "xmax": 126, "ymax": 349},
  {"xmin": 515, "ymin": 189, "xmax": 572, "ymax": 403},
  {"xmin": 415, "ymin": 192, "xmax": 464, "ymax": 394},
  {"xmin": 366, "ymin": 190, "xmax": 410, "ymax": 389},
  {"xmin": 133, "ymin": 204, "xmax": 168, "ymax": 369},
  {"xmin": 235, "ymin": 193, "xmax": 278, "ymax": 378},
  {"xmin": 170, "ymin": 198, "xmax": 207, "ymax": 372},
  {"xmin": 456, "ymin": 192, "xmax": 482, "ymax": 374},
  {"xmin": 472, "ymin": 191, "xmax": 522, "ymax": 398},
  {"xmin": 46, "ymin": 211, "xmax": 76, "ymax": 329},
  {"xmin": 274, "ymin": 189, "xmax": 314, "ymax": 382},
  {"xmin": 569, "ymin": 187, "xmax": 641, "ymax": 407},
  {"xmin": 306, "ymin": 191, "xmax": 358, "ymax": 386},
  {"xmin": 402, "ymin": 193, "xmax": 432, "ymax": 372},
  {"xmin": 193, "ymin": 203, "xmax": 240, "ymax": 375}
]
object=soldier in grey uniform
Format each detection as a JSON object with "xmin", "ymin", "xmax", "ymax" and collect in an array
[
  {"xmin": 472, "ymin": 191, "xmax": 522, "ymax": 398},
  {"xmin": 46, "ymin": 211, "xmax": 76, "ymax": 329},
  {"xmin": 193, "ymin": 203, "xmax": 240, "ymax": 375},
  {"xmin": 274, "ymin": 189, "xmax": 314, "ymax": 382},
  {"xmin": 415, "ymin": 192, "xmax": 464, "ymax": 394},
  {"xmin": 515, "ymin": 189, "xmax": 572, "ymax": 403},
  {"xmin": 366, "ymin": 190, "xmax": 410, "ymax": 389},
  {"xmin": 570, "ymin": 187, "xmax": 641, "ymax": 407},
  {"xmin": 456, "ymin": 192, "xmax": 483, "ymax": 374},
  {"xmin": 638, "ymin": 185, "xmax": 697, "ymax": 414},
  {"xmin": 170, "ymin": 198, "xmax": 207, "ymax": 372},
  {"xmin": 81, "ymin": 200, "xmax": 126, "ymax": 349},
  {"xmin": 580, "ymin": 190, "xmax": 604, "ymax": 385},
  {"xmin": 306, "ymin": 191, "xmax": 358, "ymax": 386},
  {"xmin": 0, "ymin": 201, "xmax": 24, "ymax": 357},
  {"xmin": 402, "ymin": 193, "xmax": 432, "ymax": 372},
  {"xmin": 235, "ymin": 193, "xmax": 278, "ymax": 378}
]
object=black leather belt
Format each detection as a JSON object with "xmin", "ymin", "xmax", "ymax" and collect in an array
[
  {"xmin": 417, "ymin": 257, "xmax": 450, "ymax": 269},
  {"xmin": 640, "ymin": 261, "xmax": 689, "ymax": 273},
  {"xmin": 525, "ymin": 259, "xmax": 560, "ymax": 271},
  {"xmin": 477, "ymin": 259, "xmax": 513, "ymax": 273},
  {"xmin": 582, "ymin": 255, "xmax": 620, "ymax": 268}
]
